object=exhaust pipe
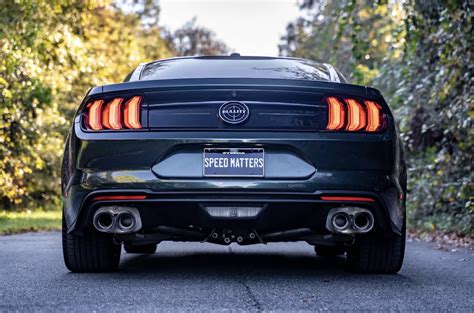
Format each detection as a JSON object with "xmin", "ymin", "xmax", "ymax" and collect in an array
[
  {"xmin": 326, "ymin": 207, "xmax": 374, "ymax": 234},
  {"xmin": 94, "ymin": 211, "xmax": 115, "ymax": 231},
  {"xmin": 93, "ymin": 206, "xmax": 142, "ymax": 234},
  {"xmin": 331, "ymin": 212, "xmax": 350, "ymax": 231},
  {"xmin": 117, "ymin": 212, "xmax": 136, "ymax": 231},
  {"xmin": 353, "ymin": 212, "xmax": 374, "ymax": 232}
]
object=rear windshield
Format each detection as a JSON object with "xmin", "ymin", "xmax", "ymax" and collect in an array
[{"xmin": 139, "ymin": 57, "xmax": 346, "ymax": 83}]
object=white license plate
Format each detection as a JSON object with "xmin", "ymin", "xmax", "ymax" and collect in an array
[{"xmin": 203, "ymin": 148, "xmax": 264, "ymax": 177}]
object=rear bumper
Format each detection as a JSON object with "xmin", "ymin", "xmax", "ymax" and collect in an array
[
  {"xmin": 64, "ymin": 182, "xmax": 404, "ymax": 237},
  {"xmin": 62, "ymin": 128, "xmax": 406, "ymax": 237}
]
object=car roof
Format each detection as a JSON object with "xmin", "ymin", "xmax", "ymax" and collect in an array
[
  {"xmin": 126, "ymin": 55, "xmax": 347, "ymax": 83},
  {"xmin": 145, "ymin": 55, "xmax": 318, "ymax": 64}
]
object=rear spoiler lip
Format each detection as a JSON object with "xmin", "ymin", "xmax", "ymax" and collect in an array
[{"xmin": 88, "ymin": 78, "xmax": 381, "ymax": 98}]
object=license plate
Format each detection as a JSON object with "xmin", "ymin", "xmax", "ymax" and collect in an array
[{"xmin": 203, "ymin": 148, "xmax": 264, "ymax": 177}]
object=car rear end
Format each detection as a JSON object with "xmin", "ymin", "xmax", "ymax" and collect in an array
[{"xmin": 62, "ymin": 57, "xmax": 406, "ymax": 273}]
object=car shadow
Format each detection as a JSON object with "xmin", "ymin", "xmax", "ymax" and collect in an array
[{"xmin": 116, "ymin": 247, "xmax": 409, "ymax": 283}]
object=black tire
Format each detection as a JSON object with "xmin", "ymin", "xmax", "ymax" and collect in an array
[
  {"xmin": 124, "ymin": 243, "xmax": 157, "ymax": 254},
  {"xmin": 62, "ymin": 214, "xmax": 121, "ymax": 272},
  {"xmin": 314, "ymin": 245, "xmax": 345, "ymax": 258},
  {"xmin": 347, "ymin": 225, "xmax": 405, "ymax": 274}
]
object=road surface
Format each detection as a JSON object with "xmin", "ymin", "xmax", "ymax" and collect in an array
[{"xmin": 0, "ymin": 232, "xmax": 472, "ymax": 311}]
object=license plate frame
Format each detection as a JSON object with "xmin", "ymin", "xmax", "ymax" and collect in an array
[{"xmin": 203, "ymin": 148, "xmax": 265, "ymax": 178}]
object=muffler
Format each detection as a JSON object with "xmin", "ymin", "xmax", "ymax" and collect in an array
[
  {"xmin": 93, "ymin": 206, "xmax": 142, "ymax": 234},
  {"xmin": 326, "ymin": 207, "xmax": 374, "ymax": 234}
]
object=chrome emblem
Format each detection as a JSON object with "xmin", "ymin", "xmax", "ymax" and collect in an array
[{"xmin": 218, "ymin": 102, "xmax": 249, "ymax": 124}]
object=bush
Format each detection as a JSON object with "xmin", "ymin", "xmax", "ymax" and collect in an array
[{"xmin": 280, "ymin": 0, "xmax": 473, "ymax": 234}]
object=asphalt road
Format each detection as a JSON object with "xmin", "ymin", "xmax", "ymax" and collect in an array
[{"xmin": 0, "ymin": 232, "xmax": 472, "ymax": 312}]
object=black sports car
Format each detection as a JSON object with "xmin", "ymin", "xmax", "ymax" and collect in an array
[{"xmin": 61, "ymin": 55, "xmax": 407, "ymax": 273}]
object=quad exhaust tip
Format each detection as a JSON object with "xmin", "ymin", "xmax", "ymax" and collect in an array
[
  {"xmin": 353, "ymin": 212, "xmax": 372, "ymax": 232},
  {"xmin": 95, "ymin": 211, "xmax": 115, "ymax": 231},
  {"xmin": 331, "ymin": 212, "xmax": 350, "ymax": 231},
  {"xmin": 117, "ymin": 212, "xmax": 136, "ymax": 230},
  {"xmin": 326, "ymin": 207, "xmax": 374, "ymax": 234},
  {"xmin": 93, "ymin": 206, "xmax": 142, "ymax": 234}
]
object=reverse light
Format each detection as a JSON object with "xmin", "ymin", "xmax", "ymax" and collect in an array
[
  {"xmin": 84, "ymin": 96, "xmax": 143, "ymax": 131},
  {"xmin": 326, "ymin": 97, "xmax": 345, "ymax": 130}
]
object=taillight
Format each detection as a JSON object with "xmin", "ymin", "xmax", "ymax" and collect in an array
[
  {"xmin": 87, "ymin": 100, "xmax": 104, "ymax": 131},
  {"xmin": 326, "ymin": 97, "xmax": 345, "ymax": 130},
  {"xmin": 325, "ymin": 97, "xmax": 384, "ymax": 133},
  {"xmin": 345, "ymin": 98, "xmax": 366, "ymax": 131},
  {"xmin": 102, "ymin": 98, "xmax": 123, "ymax": 130},
  {"xmin": 364, "ymin": 100, "xmax": 382, "ymax": 132},
  {"xmin": 123, "ymin": 96, "xmax": 142, "ymax": 129},
  {"xmin": 84, "ymin": 96, "xmax": 143, "ymax": 131}
]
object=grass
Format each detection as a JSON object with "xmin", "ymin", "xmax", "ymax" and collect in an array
[{"xmin": 0, "ymin": 210, "xmax": 61, "ymax": 235}]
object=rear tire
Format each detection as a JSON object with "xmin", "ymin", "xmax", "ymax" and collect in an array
[
  {"xmin": 347, "ymin": 224, "xmax": 405, "ymax": 274},
  {"xmin": 62, "ymin": 215, "xmax": 121, "ymax": 272},
  {"xmin": 124, "ymin": 244, "xmax": 157, "ymax": 254},
  {"xmin": 314, "ymin": 245, "xmax": 345, "ymax": 258}
]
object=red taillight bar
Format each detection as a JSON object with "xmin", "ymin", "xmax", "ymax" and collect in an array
[
  {"xmin": 84, "ymin": 96, "xmax": 142, "ymax": 131},
  {"xmin": 320, "ymin": 196, "xmax": 375, "ymax": 202},
  {"xmin": 93, "ymin": 195, "xmax": 147, "ymax": 201}
]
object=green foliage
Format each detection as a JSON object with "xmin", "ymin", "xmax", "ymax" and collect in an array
[
  {"xmin": 281, "ymin": 0, "xmax": 473, "ymax": 234},
  {"xmin": 0, "ymin": 0, "xmax": 228, "ymax": 212},
  {"xmin": 396, "ymin": 1, "xmax": 473, "ymax": 234},
  {"xmin": 0, "ymin": 0, "xmax": 172, "ymax": 210}
]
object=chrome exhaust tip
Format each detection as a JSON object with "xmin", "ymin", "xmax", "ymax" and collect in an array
[
  {"xmin": 353, "ymin": 212, "xmax": 374, "ymax": 233},
  {"xmin": 93, "ymin": 206, "xmax": 142, "ymax": 234},
  {"xmin": 331, "ymin": 212, "xmax": 350, "ymax": 231},
  {"xmin": 326, "ymin": 207, "xmax": 375, "ymax": 234},
  {"xmin": 117, "ymin": 212, "xmax": 136, "ymax": 231},
  {"xmin": 94, "ymin": 211, "xmax": 115, "ymax": 231}
]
